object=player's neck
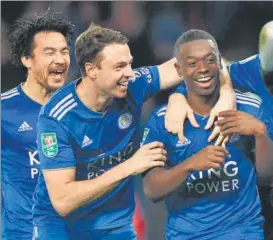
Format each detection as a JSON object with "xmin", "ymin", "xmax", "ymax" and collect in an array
[
  {"xmin": 77, "ymin": 77, "xmax": 113, "ymax": 113},
  {"xmin": 22, "ymin": 76, "xmax": 53, "ymax": 106},
  {"xmin": 187, "ymin": 91, "xmax": 219, "ymax": 117}
]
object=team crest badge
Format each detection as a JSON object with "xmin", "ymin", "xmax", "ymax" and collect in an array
[
  {"xmin": 118, "ymin": 113, "xmax": 133, "ymax": 129},
  {"xmin": 41, "ymin": 133, "xmax": 58, "ymax": 157}
]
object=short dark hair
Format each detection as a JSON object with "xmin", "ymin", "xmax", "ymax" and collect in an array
[
  {"xmin": 75, "ymin": 23, "xmax": 129, "ymax": 76},
  {"xmin": 174, "ymin": 29, "xmax": 219, "ymax": 57},
  {"xmin": 8, "ymin": 8, "xmax": 75, "ymax": 69}
]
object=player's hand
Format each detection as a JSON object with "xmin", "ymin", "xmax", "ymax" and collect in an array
[
  {"xmin": 165, "ymin": 93, "xmax": 199, "ymax": 143},
  {"xmin": 185, "ymin": 145, "xmax": 230, "ymax": 171},
  {"xmin": 128, "ymin": 141, "xmax": 167, "ymax": 175},
  {"xmin": 206, "ymin": 88, "xmax": 236, "ymax": 144},
  {"xmin": 217, "ymin": 110, "xmax": 267, "ymax": 137}
]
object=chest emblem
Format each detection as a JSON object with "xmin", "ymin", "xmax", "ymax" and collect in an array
[{"xmin": 118, "ymin": 113, "xmax": 133, "ymax": 129}]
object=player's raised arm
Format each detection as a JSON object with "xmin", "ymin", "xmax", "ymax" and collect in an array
[{"xmin": 157, "ymin": 58, "xmax": 182, "ymax": 90}]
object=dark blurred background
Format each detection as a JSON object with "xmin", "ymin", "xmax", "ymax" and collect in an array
[{"xmin": 1, "ymin": 2, "xmax": 273, "ymax": 240}]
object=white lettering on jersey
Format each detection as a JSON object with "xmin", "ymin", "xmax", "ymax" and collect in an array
[
  {"xmin": 28, "ymin": 151, "xmax": 40, "ymax": 179},
  {"xmin": 186, "ymin": 161, "xmax": 239, "ymax": 194}
]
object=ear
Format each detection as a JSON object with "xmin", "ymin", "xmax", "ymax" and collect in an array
[
  {"xmin": 219, "ymin": 54, "xmax": 223, "ymax": 70},
  {"xmin": 174, "ymin": 61, "xmax": 183, "ymax": 78},
  {"xmin": 85, "ymin": 62, "xmax": 97, "ymax": 80},
  {"xmin": 21, "ymin": 56, "xmax": 32, "ymax": 69}
]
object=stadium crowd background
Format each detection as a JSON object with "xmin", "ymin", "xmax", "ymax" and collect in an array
[{"xmin": 1, "ymin": 1, "xmax": 273, "ymax": 240}]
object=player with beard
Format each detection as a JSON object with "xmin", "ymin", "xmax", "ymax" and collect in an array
[
  {"xmin": 142, "ymin": 29, "xmax": 273, "ymax": 239},
  {"xmin": 1, "ymin": 10, "xmax": 74, "ymax": 240}
]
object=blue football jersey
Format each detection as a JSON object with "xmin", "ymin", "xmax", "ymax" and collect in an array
[
  {"xmin": 1, "ymin": 85, "xmax": 42, "ymax": 240},
  {"xmin": 33, "ymin": 66, "xmax": 160, "ymax": 235},
  {"xmin": 229, "ymin": 54, "xmax": 273, "ymax": 129},
  {"xmin": 229, "ymin": 55, "xmax": 272, "ymax": 103},
  {"xmin": 142, "ymin": 90, "xmax": 272, "ymax": 239}
]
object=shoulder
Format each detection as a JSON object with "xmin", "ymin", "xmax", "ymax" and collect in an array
[
  {"xmin": 236, "ymin": 54, "xmax": 260, "ymax": 66},
  {"xmin": 1, "ymin": 86, "xmax": 21, "ymax": 107},
  {"xmin": 235, "ymin": 89, "xmax": 263, "ymax": 114},
  {"xmin": 128, "ymin": 66, "xmax": 160, "ymax": 90},
  {"xmin": 131, "ymin": 66, "xmax": 159, "ymax": 82},
  {"xmin": 148, "ymin": 104, "xmax": 168, "ymax": 124},
  {"xmin": 230, "ymin": 55, "xmax": 260, "ymax": 74},
  {"xmin": 40, "ymin": 80, "xmax": 78, "ymax": 122}
]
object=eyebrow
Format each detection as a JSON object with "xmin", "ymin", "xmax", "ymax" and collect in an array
[
  {"xmin": 43, "ymin": 47, "xmax": 69, "ymax": 52},
  {"xmin": 113, "ymin": 57, "xmax": 134, "ymax": 66},
  {"xmin": 186, "ymin": 52, "xmax": 216, "ymax": 60}
]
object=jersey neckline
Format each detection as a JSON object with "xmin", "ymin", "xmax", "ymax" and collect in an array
[
  {"xmin": 71, "ymin": 78, "xmax": 107, "ymax": 118},
  {"xmin": 17, "ymin": 83, "xmax": 43, "ymax": 108}
]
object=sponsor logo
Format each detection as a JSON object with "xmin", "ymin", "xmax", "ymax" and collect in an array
[
  {"xmin": 82, "ymin": 135, "xmax": 93, "ymax": 147},
  {"xmin": 176, "ymin": 137, "xmax": 191, "ymax": 147},
  {"xmin": 18, "ymin": 121, "xmax": 33, "ymax": 132}
]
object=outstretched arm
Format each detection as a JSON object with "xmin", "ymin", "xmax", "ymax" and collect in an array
[{"xmin": 43, "ymin": 141, "xmax": 166, "ymax": 217}]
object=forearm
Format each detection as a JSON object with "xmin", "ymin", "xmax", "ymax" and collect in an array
[
  {"xmin": 158, "ymin": 58, "xmax": 183, "ymax": 90},
  {"xmin": 50, "ymin": 161, "xmax": 133, "ymax": 216},
  {"xmin": 144, "ymin": 161, "xmax": 192, "ymax": 202},
  {"xmin": 219, "ymin": 60, "xmax": 233, "ymax": 89},
  {"xmin": 255, "ymin": 132, "xmax": 273, "ymax": 185}
]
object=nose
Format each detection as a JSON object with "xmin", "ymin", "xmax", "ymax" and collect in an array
[
  {"xmin": 54, "ymin": 52, "xmax": 66, "ymax": 65},
  {"xmin": 197, "ymin": 61, "xmax": 209, "ymax": 74},
  {"xmin": 125, "ymin": 65, "xmax": 135, "ymax": 78}
]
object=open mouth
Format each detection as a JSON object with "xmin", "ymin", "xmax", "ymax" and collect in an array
[
  {"xmin": 194, "ymin": 76, "xmax": 213, "ymax": 83},
  {"xmin": 49, "ymin": 69, "xmax": 66, "ymax": 78},
  {"xmin": 194, "ymin": 76, "xmax": 214, "ymax": 88},
  {"xmin": 117, "ymin": 81, "xmax": 129, "ymax": 88}
]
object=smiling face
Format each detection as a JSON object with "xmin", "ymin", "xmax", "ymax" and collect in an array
[
  {"xmin": 25, "ymin": 31, "xmax": 70, "ymax": 91},
  {"xmin": 175, "ymin": 39, "xmax": 221, "ymax": 97},
  {"xmin": 91, "ymin": 43, "xmax": 134, "ymax": 99}
]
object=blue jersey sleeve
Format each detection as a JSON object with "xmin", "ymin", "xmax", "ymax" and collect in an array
[
  {"xmin": 128, "ymin": 66, "xmax": 161, "ymax": 106},
  {"xmin": 229, "ymin": 55, "xmax": 262, "ymax": 93},
  {"xmin": 141, "ymin": 110, "xmax": 169, "ymax": 147},
  {"xmin": 37, "ymin": 116, "xmax": 76, "ymax": 170}
]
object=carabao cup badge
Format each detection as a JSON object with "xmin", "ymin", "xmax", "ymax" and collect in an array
[
  {"xmin": 41, "ymin": 132, "xmax": 58, "ymax": 157},
  {"xmin": 118, "ymin": 113, "xmax": 133, "ymax": 129}
]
